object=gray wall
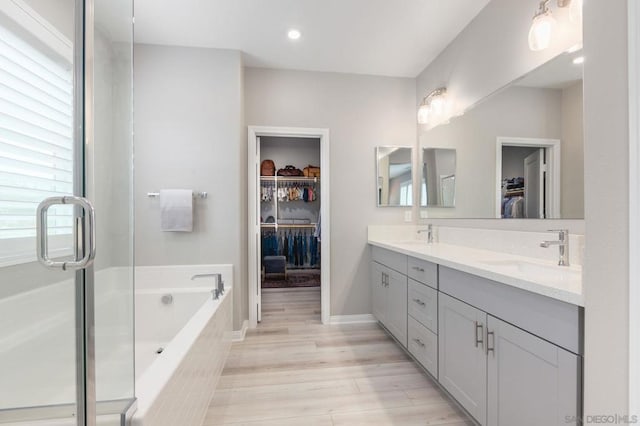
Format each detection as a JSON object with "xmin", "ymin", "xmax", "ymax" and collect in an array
[
  {"xmin": 245, "ymin": 67, "xmax": 416, "ymax": 316},
  {"xmin": 583, "ymin": 0, "xmax": 630, "ymax": 418},
  {"xmin": 134, "ymin": 45, "xmax": 246, "ymax": 328}
]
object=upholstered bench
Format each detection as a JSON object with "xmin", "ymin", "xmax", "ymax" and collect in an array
[{"xmin": 263, "ymin": 255, "xmax": 287, "ymax": 280}]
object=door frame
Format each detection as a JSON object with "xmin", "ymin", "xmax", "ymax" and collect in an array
[
  {"xmin": 248, "ymin": 126, "xmax": 331, "ymax": 327},
  {"xmin": 495, "ymin": 137, "xmax": 561, "ymax": 218},
  {"xmin": 628, "ymin": 0, "xmax": 640, "ymax": 416}
]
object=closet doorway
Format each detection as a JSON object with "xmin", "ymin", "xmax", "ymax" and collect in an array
[
  {"xmin": 495, "ymin": 137, "xmax": 561, "ymax": 219},
  {"xmin": 248, "ymin": 127, "xmax": 331, "ymax": 328}
]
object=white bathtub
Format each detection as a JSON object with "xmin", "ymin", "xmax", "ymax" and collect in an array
[
  {"xmin": 131, "ymin": 265, "xmax": 233, "ymax": 426},
  {"xmin": 0, "ymin": 264, "xmax": 233, "ymax": 426}
]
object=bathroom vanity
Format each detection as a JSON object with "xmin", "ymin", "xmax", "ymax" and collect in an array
[{"xmin": 369, "ymin": 232, "xmax": 583, "ymax": 426}]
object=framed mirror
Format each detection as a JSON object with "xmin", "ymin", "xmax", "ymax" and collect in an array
[
  {"xmin": 376, "ymin": 146, "xmax": 413, "ymax": 207},
  {"xmin": 420, "ymin": 148, "xmax": 456, "ymax": 208},
  {"xmin": 419, "ymin": 49, "xmax": 584, "ymax": 219}
]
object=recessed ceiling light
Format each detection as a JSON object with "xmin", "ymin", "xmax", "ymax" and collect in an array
[
  {"xmin": 287, "ymin": 29, "xmax": 301, "ymax": 40},
  {"xmin": 573, "ymin": 56, "xmax": 585, "ymax": 65}
]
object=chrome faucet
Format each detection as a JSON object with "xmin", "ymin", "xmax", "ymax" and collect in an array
[
  {"xmin": 540, "ymin": 229, "xmax": 570, "ymax": 266},
  {"xmin": 417, "ymin": 224, "xmax": 434, "ymax": 244},
  {"xmin": 191, "ymin": 273, "xmax": 225, "ymax": 295}
]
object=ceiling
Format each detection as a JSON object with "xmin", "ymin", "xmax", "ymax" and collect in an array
[{"xmin": 133, "ymin": 0, "xmax": 490, "ymax": 78}]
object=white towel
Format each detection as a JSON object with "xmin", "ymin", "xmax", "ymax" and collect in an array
[{"xmin": 160, "ymin": 189, "xmax": 193, "ymax": 232}]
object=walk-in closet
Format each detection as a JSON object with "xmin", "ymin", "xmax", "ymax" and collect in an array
[
  {"xmin": 259, "ymin": 137, "xmax": 322, "ymax": 291},
  {"xmin": 500, "ymin": 145, "xmax": 547, "ymax": 219}
]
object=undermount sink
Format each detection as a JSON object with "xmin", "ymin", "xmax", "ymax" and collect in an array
[{"xmin": 478, "ymin": 259, "xmax": 581, "ymax": 281}]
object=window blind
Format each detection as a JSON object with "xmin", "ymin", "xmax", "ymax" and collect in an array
[{"xmin": 0, "ymin": 23, "xmax": 74, "ymax": 240}]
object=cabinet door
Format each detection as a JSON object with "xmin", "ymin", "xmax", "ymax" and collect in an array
[
  {"xmin": 371, "ymin": 262, "xmax": 387, "ymax": 324},
  {"xmin": 439, "ymin": 293, "xmax": 487, "ymax": 425},
  {"xmin": 487, "ymin": 316, "xmax": 580, "ymax": 426},
  {"xmin": 386, "ymin": 268, "xmax": 408, "ymax": 348}
]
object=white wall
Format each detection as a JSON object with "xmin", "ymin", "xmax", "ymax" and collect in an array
[
  {"xmin": 134, "ymin": 44, "xmax": 246, "ymax": 328},
  {"xmin": 245, "ymin": 67, "xmax": 416, "ymax": 316},
  {"xmin": 583, "ymin": 0, "xmax": 630, "ymax": 419}
]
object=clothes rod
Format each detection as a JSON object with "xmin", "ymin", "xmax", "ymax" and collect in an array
[
  {"xmin": 260, "ymin": 223, "xmax": 317, "ymax": 229},
  {"xmin": 147, "ymin": 191, "xmax": 208, "ymax": 199}
]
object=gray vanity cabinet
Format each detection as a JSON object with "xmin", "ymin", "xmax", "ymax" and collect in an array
[
  {"xmin": 487, "ymin": 316, "xmax": 580, "ymax": 426},
  {"xmin": 386, "ymin": 269, "xmax": 408, "ymax": 347},
  {"xmin": 370, "ymin": 257, "xmax": 407, "ymax": 348},
  {"xmin": 371, "ymin": 262, "xmax": 387, "ymax": 324},
  {"xmin": 438, "ymin": 292, "xmax": 488, "ymax": 425}
]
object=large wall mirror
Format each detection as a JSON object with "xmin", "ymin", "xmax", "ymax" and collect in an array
[
  {"xmin": 419, "ymin": 50, "xmax": 584, "ymax": 219},
  {"xmin": 376, "ymin": 146, "xmax": 414, "ymax": 207},
  {"xmin": 421, "ymin": 148, "xmax": 456, "ymax": 208}
]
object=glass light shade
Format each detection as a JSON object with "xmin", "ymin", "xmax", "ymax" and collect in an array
[
  {"xmin": 417, "ymin": 104, "xmax": 430, "ymax": 124},
  {"xmin": 528, "ymin": 13, "xmax": 555, "ymax": 51}
]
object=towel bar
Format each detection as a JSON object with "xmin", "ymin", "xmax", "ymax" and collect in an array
[{"xmin": 147, "ymin": 191, "xmax": 208, "ymax": 199}]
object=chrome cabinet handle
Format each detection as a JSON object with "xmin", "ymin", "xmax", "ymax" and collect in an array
[
  {"xmin": 474, "ymin": 321, "xmax": 484, "ymax": 348},
  {"xmin": 486, "ymin": 330, "xmax": 495, "ymax": 355},
  {"xmin": 412, "ymin": 266, "xmax": 425, "ymax": 272},
  {"xmin": 413, "ymin": 298, "xmax": 426, "ymax": 306},
  {"xmin": 37, "ymin": 196, "xmax": 96, "ymax": 271},
  {"xmin": 412, "ymin": 338, "xmax": 425, "ymax": 347}
]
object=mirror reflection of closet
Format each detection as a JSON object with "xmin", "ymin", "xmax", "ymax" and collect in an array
[
  {"xmin": 376, "ymin": 147, "xmax": 414, "ymax": 207},
  {"xmin": 420, "ymin": 148, "xmax": 456, "ymax": 208}
]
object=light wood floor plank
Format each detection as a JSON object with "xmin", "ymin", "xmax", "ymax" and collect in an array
[{"xmin": 207, "ymin": 288, "xmax": 473, "ymax": 425}]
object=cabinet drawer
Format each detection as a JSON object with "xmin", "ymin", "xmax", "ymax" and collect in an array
[
  {"xmin": 371, "ymin": 246, "xmax": 407, "ymax": 274},
  {"xmin": 407, "ymin": 256, "xmax": 437, "ymax": 289},
  {"xmin": 408, "ymin": 316, "xmax": 438, "ymax": 378},
  {"xmin": 408, "ymin": 279, "xmax": 438, "ymax": 333}
]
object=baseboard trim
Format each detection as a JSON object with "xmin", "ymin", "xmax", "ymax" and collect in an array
[
  {"xmin": 231, "ymin": 319, "xmax": 249, "ymax": 342},
  {"xmin": 329, "ymin": 314, "xmax": 377, "ymax": 325}
]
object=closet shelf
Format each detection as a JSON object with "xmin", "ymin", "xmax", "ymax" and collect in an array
[
  {"xmin": 261, "ymin": 223, "xmax": 317, "ymax": 229},
  {"xmin": 260, "ymin": 176, "xmax": 320, "ymax": 183}
]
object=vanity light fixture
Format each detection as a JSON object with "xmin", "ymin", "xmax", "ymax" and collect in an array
[
  {"xmin": 529, "ymin": 0, "xmax": 581, "ymax": 51},
  {"xmin": 287, "ymin": 29, "xmax": 301, "ymax": 40},
  {"xmin": 528, "ymin": 0, "xmax": 556, "ymax": 51},
  {"xmin": 417, "ymin": 87, "xmax": 449, "ymax": 126}
]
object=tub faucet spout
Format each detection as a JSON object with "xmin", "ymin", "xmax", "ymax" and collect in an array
[{"xmin": 191, "ymin": 273, "xmax": 225, "ymax": 294}]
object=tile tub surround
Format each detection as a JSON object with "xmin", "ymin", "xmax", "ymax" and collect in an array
[
  {"xmin": 368, "ymin": 226, "xmax": 583, "ymax": 306},
  {"xmin": 132, "ymin": 265, "xmax": 234, "ymax": 426}
]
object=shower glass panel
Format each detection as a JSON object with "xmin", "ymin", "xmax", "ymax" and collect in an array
[
  {"xmin": 0, "ymin": 0, "xmax": 134, "ymax": 424},
  {"xmin": 92, "ymin": 0, "xmax": 135, "ymax": 419}
]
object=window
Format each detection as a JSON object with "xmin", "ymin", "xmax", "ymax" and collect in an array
[
  {"xmin": 400, "ymin": 181, "xmax": 412, "ymax": 206},
  {"xmin": 0, "ymin": 17, "xmax": 74, "ymax": 265}
]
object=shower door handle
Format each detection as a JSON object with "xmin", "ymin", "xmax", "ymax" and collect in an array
[{"xmin": 36, "ymin": 196, "xmax": 96, "ymax": 271}]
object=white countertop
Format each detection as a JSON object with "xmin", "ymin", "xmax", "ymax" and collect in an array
[{"xmin": 368, "ymin": 238, "xmax": 584, "ymax": 306}]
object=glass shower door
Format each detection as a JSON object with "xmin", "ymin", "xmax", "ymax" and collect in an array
[
  {"xmin": 0, "ymin": 0, "xmax": 87, "ymax": 424},
  {"xmin": 0, "ymin": 0, "xmax": 134, "ymax": 425}
]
